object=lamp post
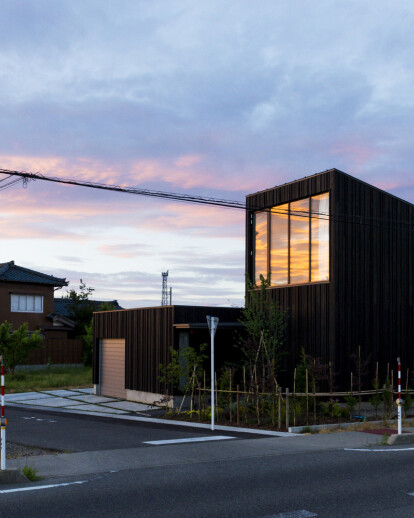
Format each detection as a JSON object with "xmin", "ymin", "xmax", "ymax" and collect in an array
[{"xmin": 207, "ymin": 316, "xmax": 219, "ymax": 431}]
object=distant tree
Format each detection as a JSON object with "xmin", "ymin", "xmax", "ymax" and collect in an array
[
  {"xmin": 66, "ymin": 279, "xmax": 95, "ymax": 337},
  {"xmin": 0, "ymin": 322, "xmax": 43, "ymax": 373},
  {"xmin": 81, "ymin": 302, "xmax": 116, "ymax": 366}
]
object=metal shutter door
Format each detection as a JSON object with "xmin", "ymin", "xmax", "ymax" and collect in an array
[{"xmin": 100, "ymin": 338, "xmax": 126, "ymax": 398}]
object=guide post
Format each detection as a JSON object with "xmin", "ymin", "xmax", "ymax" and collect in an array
[{"xmin": 207, "ymin": 316, "xmax": 219, "ymax": 431}]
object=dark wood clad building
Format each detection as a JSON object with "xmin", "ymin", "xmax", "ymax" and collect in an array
[
  {"xmin": 93, "ymin": 305, "xmax": 241, "ymax": 403},
  {"xmin": 246, "ymin": 168, "xmax": 414, "ymax": 387}
]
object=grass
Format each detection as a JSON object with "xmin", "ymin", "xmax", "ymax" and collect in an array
[
  {"xmin": 5, "ymin": 366, "xmax": 92, "ymax": 393},
  {"xmin": 22, "ymin": 465, "xmax": 41, "ymax": 481}
]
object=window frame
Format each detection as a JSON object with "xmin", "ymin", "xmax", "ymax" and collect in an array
[
  {"xmin": 252, "ymin": 191, "xmax": 330, "ymax": 286},
  {"xmin": 11, "ymin": 294, "xmax": 44, "ymax": 314}
]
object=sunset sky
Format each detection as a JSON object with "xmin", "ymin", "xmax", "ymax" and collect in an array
[{"xmin": 1, "ymin": 1, "xmax": 414, "ymax": 308}]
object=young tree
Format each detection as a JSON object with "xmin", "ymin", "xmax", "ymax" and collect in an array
[
  {"xmin": 66, "ymin": 279, "xmax": 95, "ymax": 337},
  {"xmin": 0, "ymin": 322, "xmax": 43, "ymax": 373},
  {"xmin": 239, "ymin": 275, "xmax": 288, "ymax": 391},
  {"xmin": 81, "ymin": 302, "xmax": 116, "ymax": 366}
]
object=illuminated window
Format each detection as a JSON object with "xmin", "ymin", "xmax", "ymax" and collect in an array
[
  {"xmin": 11, "ymin": 294, "xmax": 44, "ymax": 313},
  {"xmin": 254, "ymin": 212, "xmax": 268, "ymax": 284},
  {"xmin": 311, "ymin": 193, "xmax": 329, "ymax": 282},
  {"xmin": 253, "ymin": 193, "xmax": 329, "ymax": 285},
  {"xmin": 270, "ymin": 203, "xmax": 289, "ymax": 285}
]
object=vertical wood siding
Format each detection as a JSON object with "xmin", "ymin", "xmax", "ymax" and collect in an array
[
  {"xmin": 246, "ymin": 169, "xmax": 414, "ymax": 388},
  {"xmin": 93, "ymin": 306, "xmax": 241, "ymax": 394}
]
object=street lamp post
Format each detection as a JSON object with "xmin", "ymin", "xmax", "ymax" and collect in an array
[{"xmin": 207, "ymin": 316, "xmax": 219, "ymax": 431}]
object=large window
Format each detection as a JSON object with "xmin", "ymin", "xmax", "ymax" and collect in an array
[
  {"xmin": 254, "ymin": 192, "xmax": 329, "ymax": 285},
  {"xmin": 11, "ymin": 294, "xmax": 44, "ymax": 313}
]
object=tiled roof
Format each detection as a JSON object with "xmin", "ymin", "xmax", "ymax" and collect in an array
[
  {"xmin": 0, "ymin": 261, "xmax": 68, "ymax": 287},
  {"xmin": 54, "ymin": 298, "xmax": 123, "ymax": 318}
]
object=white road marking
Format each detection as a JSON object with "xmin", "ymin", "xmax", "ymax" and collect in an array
[
  {"xmin": 144, "ymin": 435, "xmax": 235, "ymax": 445},
  {"xmin": 0, "ymin": 480, "xmax": 87, "ymax": 494},
  {"xmin": 263, "ymin": 511, "xmax": 317, "ymax": 518},
  {"xmin": 345, "ymin": 447, "xmax": 414, "ymax": 452}
]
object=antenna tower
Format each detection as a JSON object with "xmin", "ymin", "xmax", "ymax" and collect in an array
[{"xmin": 161, "ymin": 271, "xmax": 169, "ymax": 305}]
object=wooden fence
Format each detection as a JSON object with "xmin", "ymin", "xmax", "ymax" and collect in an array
[
  {"xmin": 24, "ymin": 338, "xmax": 83, "ymax": 365},
  {"xmin": 168, "ymin": 366, "xmax": 414, "ymax": 430}
]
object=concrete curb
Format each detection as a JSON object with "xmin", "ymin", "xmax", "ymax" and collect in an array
[
  {"xmin": 8, "ymin": 403, "xmax": 299, "ymax": 437},
  {"xmin": 289, "ymin": 417, "xmax": 414, "ymax": 434},
  {"xmin": 387, "ymin": 432, "xmax": 414, "ymax": 445},
  {"xmin": 0, "ymin": 469, "xmax": 28, "ymax": 484}
]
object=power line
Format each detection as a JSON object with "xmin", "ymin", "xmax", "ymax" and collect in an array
[{"xmin": 0, "ymin": 168, "xmax": 413, "ymax": 232}]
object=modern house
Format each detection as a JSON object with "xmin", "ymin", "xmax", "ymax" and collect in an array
[
  {"xmin": 93, "ymin": 305, "xmax": 241, "ymax": 403},
  {"xmin": 246, "ymin": 168, "xmax": 414, "ymax": 387},
  {"xmin": 0, "ymin": 261, "xmax": 71, "ymax": 339},
  {"xmin": 93, "ymin": 168, "xmax": 414, "ymax": 398}
]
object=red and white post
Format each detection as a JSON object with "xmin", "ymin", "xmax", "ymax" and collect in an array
[
  {"xmin": 397, "ymin": 357, "xmax": 402, "ymax": 436},
  {"xmin": 1, "ymin": 355, "xmax": 5, "ymax": 470}
]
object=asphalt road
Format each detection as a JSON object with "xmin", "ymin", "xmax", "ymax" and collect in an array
[
  {"xmin": 1, "ymin": 445, "xmax": 414, "ymax": 517},
  {"xmin": 6, "ymin": 406, "xmax": 261, "ymax": 452}
]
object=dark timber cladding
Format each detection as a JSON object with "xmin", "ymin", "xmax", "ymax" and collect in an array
[
  {"xmin": 93, "ymin": 305, "xmax": 241, "ymax": 395},
  {"xmin": 246, "ymin": 168, "xmax": 414, "ymax": 387}
]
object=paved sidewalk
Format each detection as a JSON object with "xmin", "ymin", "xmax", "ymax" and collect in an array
[
  {"xmin": 6, "ymin": 389, "xmax": 153, "ymax": 415},
  {"xmin": 6, "ymin": 390, "xmax": 407, "ymax": 482}
]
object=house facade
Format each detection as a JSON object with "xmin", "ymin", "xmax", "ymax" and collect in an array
[
  {"xmin": 0, "ymin": 261, "xmax": 70, "ymax": 339},
  {"xmin": 246, "ymin": 169, "xmax": 414, "ymax": 387},
  {"xmin": 93, "ymin": 305, "xmax": 242, "ymax": 403}
]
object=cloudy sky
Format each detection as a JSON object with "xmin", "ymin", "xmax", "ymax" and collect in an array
[{"xmin": 1, "ymin": 1, "xmax": 413, "ymax": 308}]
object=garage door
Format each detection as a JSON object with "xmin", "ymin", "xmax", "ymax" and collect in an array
[{"xmin": 100, "ymin": 338, "xmax": 126, "ymax": 398}]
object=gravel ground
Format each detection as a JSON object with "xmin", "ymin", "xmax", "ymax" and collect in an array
[{"xmin": 6, "ymin": 441, "xmax": 64, "ymax": 459}]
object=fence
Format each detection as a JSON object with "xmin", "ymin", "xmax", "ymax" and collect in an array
[
  {"xmin": 24, "ymin": 338, "xmax": 83, "ymax": 365},
  {"xmin": 167, "ymin": 366, "xmax": 414, "ymax": 430}
]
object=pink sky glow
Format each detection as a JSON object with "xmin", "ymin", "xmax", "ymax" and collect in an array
[{"xmin": 1, "ymin": 1, "xmax": 414, "ymax": 308}]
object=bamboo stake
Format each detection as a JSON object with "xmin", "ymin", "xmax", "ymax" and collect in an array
[
  {"xmin": 236, "ymin": 384, "xmax": 240, "ymax": 425},
  {"xmin": 229, "ymin": 369, "xmax": 232, "ymax": 423},
  {"xmin": 215, "ymin": 371, "xmax": 218, "ymax": 423},
  {"xmin": 254, "ymin": 366, "xmax": 260, "ymax": 425},
  {"xmin": 203, "ymin": 370, "xmax": 206, "ymax": 416},
  {"xmin": 285, "ymin": 388, "xmax": 289, "ymax": 431},
  {"xmin": 293, "ymin": 368, "xmax": 296, "ymax": 427},
  {"xmin": 313, "ymin": 359, "xmax": 316, "ymax": 423},
  {"xmin": 406, "ymin": 368, "xmax": 409, "ymax": 393},
  {"xmin": 243, "ymin": 367, "xmax": 246, "ymax": 393},
  {"xmin": 278, "ymin": 386, "xmax": 282, "ymax": 429},
  {"xmin": 358, "ymin": 346, "xmax": 361, "ymax": 415},
  {"xmin": 329, "ymin": 361, "xmax": 333, "ymax": 400},
  {"xmin": 306, "ymin": 368, "xmax": 309, "ymax": 426},
  {"xmin": 198, "ymin": 383, "xmax": 201, "ymax": 422}
]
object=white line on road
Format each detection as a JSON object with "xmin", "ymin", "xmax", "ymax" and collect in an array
[
  {"xmin": 263, "ymin": 511, "xmax": 317, "ymax": 518},
  {"xmin": 345, "ymin": 447, "xmax": 414, "ymax": 452},
  {"xmin": 0, "ymin": 480, "xmax": 87, "ymax": 494},
  {"xmin": 144, "ymin": 435, "xmax": 235, "ymax": 445}
]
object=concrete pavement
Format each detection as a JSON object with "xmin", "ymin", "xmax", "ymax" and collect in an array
[{"xmin": 5, "ymin": 389, "xmax": 413, "ymax": 481}]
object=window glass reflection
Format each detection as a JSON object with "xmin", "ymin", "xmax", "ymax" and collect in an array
[
  {"xmin": 311, "ymin": 193, "xmax": 329, "ymax": 281},
  {"xmin": 270, "ymin": 203, "xmax": 288, "ymax": 285},
  {"xmin": 253, "ymin": 192, "xmax": 329, "ymax": 287},
  {"xmin": 290, "ymin": 198, "xmax": 310, "ymax": 284},
  {"xmin": 254, "ymin": 212, "xmax": 268, "ymax": 284}
]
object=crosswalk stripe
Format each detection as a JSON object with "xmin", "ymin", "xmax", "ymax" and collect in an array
[{"xmin": 144, "ymin": 435, "xmax": 235, "ymax": 445}]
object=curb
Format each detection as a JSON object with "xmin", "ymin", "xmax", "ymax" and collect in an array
[
  {"xmin": 387, "ymin": 432, "xmax": 414, "ymax": 445},
  {"xmin": 8, "ymin": 403, "xmax": 299, "ymax": 437},
  {"xmin": 0, "ymin": 469, "xmax": 28, "ymax": 484}
]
